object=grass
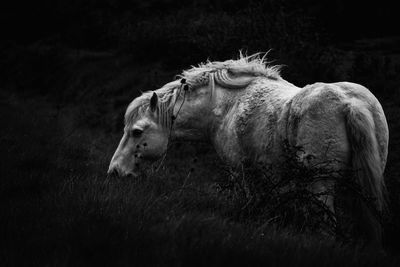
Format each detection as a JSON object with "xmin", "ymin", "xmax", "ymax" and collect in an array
[{"xmin": 1, "ymin": 40, "xmax": 400, "ymax": 266}]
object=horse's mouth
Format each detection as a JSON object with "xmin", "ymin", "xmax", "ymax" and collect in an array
[{"xmin": 107, "ymin": 164, "xmax": 140, "ymax": 178}]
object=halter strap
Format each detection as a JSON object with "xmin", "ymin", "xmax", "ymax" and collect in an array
[
  {"xmin": 209, "ymin": 72, "xmax": 215, "ymax": 100},
  {"xmin": 154, "ymin": 80, "xmax": 188, "ymax": 171}
]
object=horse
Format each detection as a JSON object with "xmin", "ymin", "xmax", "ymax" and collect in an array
[{"xmin": 108, "ymin": 53, "xmax": 389, "ymax": 243}]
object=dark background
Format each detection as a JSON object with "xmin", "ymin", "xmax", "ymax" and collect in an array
[{"xmin": 1, "ymin": 0, "xmax": 400, "ymax": 266}]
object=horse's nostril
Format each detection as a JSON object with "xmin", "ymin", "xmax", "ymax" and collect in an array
[{"xmin": 107, "ymin": 168, "xmax": 120, "ymax": 178}]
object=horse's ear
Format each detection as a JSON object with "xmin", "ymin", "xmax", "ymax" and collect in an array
[{"xmin": 150, "ymin": 92, "xmax": 158, "ymax": 112}]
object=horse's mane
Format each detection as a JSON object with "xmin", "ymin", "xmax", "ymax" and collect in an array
[
  {"xmin": 181, "ymin": 52, "xmax": 281, "ymax": 86},
  {"xmin": 125, "ymin": 52, "xmax": 281, "ymax": 126}
]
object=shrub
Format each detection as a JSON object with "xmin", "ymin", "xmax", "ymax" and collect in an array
[{"xmin": 216, "ymin": 141, "xmax": 382, "ymax": 242}]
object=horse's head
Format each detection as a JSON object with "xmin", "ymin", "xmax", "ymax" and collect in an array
[{"xmin": 108, "ymin": 92, "xmax": 169, "ymax": 177}]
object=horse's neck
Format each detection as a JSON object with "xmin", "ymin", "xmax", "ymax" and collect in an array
[
  {"xmin": 210, "ymin": 78, "xmax": 301, "ymax": 165},
  {"xmin": 170, "ymin": 98, "xmax": 213, "ymax": 141}
]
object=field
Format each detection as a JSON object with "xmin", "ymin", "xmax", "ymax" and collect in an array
[
  {"xmin": 1, "ymin": 42, "xmax": 399, "ymax": 266},
  {"xmin": 1, "ymin": 2, "xmax": 400, "ymax": 266}
]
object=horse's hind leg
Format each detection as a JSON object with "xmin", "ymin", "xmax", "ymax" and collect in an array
[
  {"xmin": 311, "ymin": 179, "xmax": 335, "ymax": 214},
  {"xmin": 294, "ymin": 113, "xmax": 351, "ymax": 235},
  {"xmin": 340, "ymin": 183, "xmax": 383, "ymax": 246}
]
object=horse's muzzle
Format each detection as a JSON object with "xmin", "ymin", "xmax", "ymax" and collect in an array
[{"xmin": 107, "ymin": 163, "xmax": 138, "ymax": 178}]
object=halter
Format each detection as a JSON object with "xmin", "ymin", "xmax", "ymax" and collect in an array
[
  {"xmin": 154, "ymin": 78, "xmax": 189, "ymax": 171},
  {"xmin": 169, "ymin": 72, "xmax": 215, "ymax": 128},
  {"xmin": 170, "ymin": 78, "xmax": 188, "ymax": 127},
  {"xmin": 209, "ymin": 71, "xmax": 216, "ymax": 99},
  {"xmin": 155, "ymin": 74, "xmax": 216, "ymax": 171}
]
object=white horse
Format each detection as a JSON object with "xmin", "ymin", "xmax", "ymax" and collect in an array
[{"xmin": 108, "ymin": 53, "xmax": 388, "ymax": 243}]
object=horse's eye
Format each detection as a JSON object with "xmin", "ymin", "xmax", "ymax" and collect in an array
[{"xmin": 131, "ymin": 128, "xmax": 143, "ymax": 138}]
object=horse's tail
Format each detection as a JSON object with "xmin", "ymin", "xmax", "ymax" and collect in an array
[
  {"xmin": 344, "ymin": 100, "xmax": 386, "ymax": 241},
  {"xmin": 344, "ymin": 101, "xmax": 386, "ymax": 210}
]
